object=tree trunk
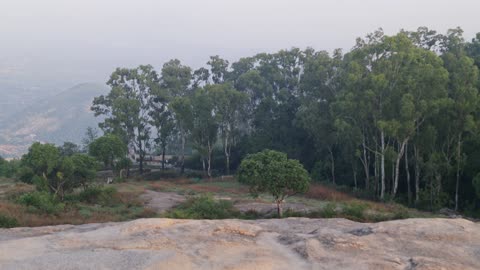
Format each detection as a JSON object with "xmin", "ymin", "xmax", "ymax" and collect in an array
[
  {"xmin": 207, "ymin": 141, "xmax": 213, "ymax": 178},
  {"xmin": 374, "ymin": 149, "xmax": 379, "ymax": 197},
  {"xmin": 328, "ymin": 147, "xmax": 336, "ymax": 185},
  {"xmin": 139, "ymin": 156, "xmax": 144, "ymax": 175},
  {"xmin": 276, "ymin": 200, "xmax": 283, "ymax": 218},
  {"xmin": 455, "ymin": 134, "xmax": 462, "ymax": 212},
  {"xmin": 202, "ymin": 157, "xmax": 206, "ymax": 177},
  {"xmin": 392, "ymin": 138, "xmax": 408, "ymax": 198},
  {"xmin": 224, "ymin": 133, "xmax": 230, "ymax": 175},
  {"xmin": 161, "ymin": 144, "xmax": 166, "ymax": 171},
  {"xmin": 138, "ymin": 138, "xmax": 144, "ymax": 175},
  {"xmin": 414, "ymin": 144, "xmax": 420, "ymax": 205},
  {"xmin": 380, "ymin": 130, "xmax": 386, "ymax": 200},
  {"xmin": 405, "ymin": 142, "xmax": 412, "ymax": 205},
  {"xmin": 180, "ymin": 132, "xmax": 185, "ymax": 174},
  {"xmin": 362, "ymin": 138, "xmax": 370, "ymax": 190}
]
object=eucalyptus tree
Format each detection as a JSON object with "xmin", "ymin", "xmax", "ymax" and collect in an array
[
  {"xmin": 466, "ymin": 33, "xmax": 480, "ymax": 70},
  {"xmin": 440, "ymin": 32, "xmax": 479, "ymax": 211},
  {"xmin": 170, "ymin": 97, "xmax": 194, "ymax": 174},
  {"xmin": 92, "ymin": 65, "xmax": 158, "ymax": 174},
  {"xmin": 150, "ymin": 59, "xmax": 192, "ymax": 170},
  {"xmin": 207, "ymin": 55, "xmax": 230, "ymax": 84},
  {"xmin": 209, "ymin": 83, "xmax": 249, "ymax": 174},
  {"xmin": 335, "ymin": 30, "xmax": 448, "ymax": 200},
  {"xmin": 297, "ymin": 49, "xmax": 343, "ymax": 184},
  {"xmin": 189, "ymin": 88, "xmax": 218, "ymax": 177}
]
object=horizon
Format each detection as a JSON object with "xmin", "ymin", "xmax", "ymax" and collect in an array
[{"xmin": 1, "ymin": 0, "xmax": 479, "ymax": 91}]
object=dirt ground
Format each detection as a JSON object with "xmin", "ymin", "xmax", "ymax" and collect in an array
[{"xmin": 139, "ymin": 186, "xmax": 319, "ymax": 215}]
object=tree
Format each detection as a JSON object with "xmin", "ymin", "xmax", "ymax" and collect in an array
[
  {"xmin": 92, "ymin": 65, "xmax": 157, "ymax": 174},
  {"xmin": 170, "ymin": 97, "xmax": 194, "ymax": 174},
  {"xmin": 58, "ymin": 142, "xmax": 81, "ymax": 157},
  {"xmin": 441, "ymin": 39, "xmax": 479, "ymax": 211},
  {"xmin": 189, "ymin": 88, "xmax": 218, "ymax": 178},
  {"xmin": 20, "ymin": 142, "xmax": 75, "ymax": 199},
  {"xmin": 82, "ymin": 127, "xmax": 99, "ymax": 151},
  {"xmin": 207, "ymin": 55, "xmax": 229, "ymax": 84},
  {"xmin": 0, "ymin": 157, "xmax": 19, "ymax": 178},
  {"xmin": 298, "ymin": 49, "xmax": 343, "ymax": 184},
  {"xmin": 69, "ymin": 154, "xmax": 99, "ymax": 189},
  {"xmin": 150, "ymin": 59, "xmax": 192, "ymax": 170},
  {"xmin": 88, "ymin": 134, "xmax": 127, "ymax": 171},
  {"xmin": 237, "ymin": 150, "xmax": 310, "ymax": 217},
  {"xmin": 209, "ymin": 83, "xmax": 248, "ymax": 174}
]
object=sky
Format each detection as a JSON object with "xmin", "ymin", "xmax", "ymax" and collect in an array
[{"xmin": 0, "ymin": 0, "xmax": 479, "ymax": 90}]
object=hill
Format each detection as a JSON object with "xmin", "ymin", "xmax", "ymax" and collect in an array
[{"xmin": 0, "ymin": 83, "xmax": 108, "ymax": 157}]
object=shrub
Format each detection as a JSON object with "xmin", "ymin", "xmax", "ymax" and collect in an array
[
  {"xmin": 78, "ymin": 186, "xmax": 117, "ymax": 206},
  {"xmin": 165, "ymin": 194, "xmax": 238, "ymax": 219},
  {"xmin": 319, "ymin": 203, "xmax": 337, "ymax": 218},
  {"xmin": 0, "ymin": 214, "xmax": 18, "ymax": 228},
  {"xmin": 341, "ymin": 202, "xmax": 367, "ymax": 221},
  {"xmin": 18, "ymin": 192, "xmax": 65, "ymax": 214}
]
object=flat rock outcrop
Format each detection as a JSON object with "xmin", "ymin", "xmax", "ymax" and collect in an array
[{"xmin": 0, "ymin": 218, "xmax": 479, "ymax": 269}]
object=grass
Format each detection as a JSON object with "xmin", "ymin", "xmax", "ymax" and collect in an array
[
  {"xmin": 164, "ymin": 194, "xmax": 240, "ymax": 219},
  {"xmin": 0, "ymin": 180, "xmax": 156, "ymax": 227},
  {"xmin": 0, "ymin": 174, "xmax": 440, "ymax": 227}
]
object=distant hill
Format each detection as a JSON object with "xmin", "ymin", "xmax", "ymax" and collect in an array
[{"xmin": 0, "ymin": 83, "xmax": 108, "ymax": 157}]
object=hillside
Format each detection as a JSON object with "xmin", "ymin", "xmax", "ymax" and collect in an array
[
  {"xmin": 0, "ymin": 83, "xmax": 108, "ymax": 157},
  {"xmin": 0, "ymin": 218, "xmax": 478, "ymax": 270}
]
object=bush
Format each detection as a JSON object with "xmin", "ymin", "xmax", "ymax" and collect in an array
[
  {"xmin": 77, "ymin": 186, "xmax": 118, "ymax": 206},
  {"xmin": 165, "ymin": 194, "xmax": 238, "ymax": 219},
  {"xmin": 18, "ymin": 192, "xmax": 65, "ymax": 214},
  {"xmin": 319, "ymin": 203, "xmax": 337, "ymax": 218},
  {"xmin": 0, "ymin": 214, "xmax": 18, "ymax": 228},
  {"xmin": 341, "ymin": 202, "xmax": 367, "ymax": 220}
]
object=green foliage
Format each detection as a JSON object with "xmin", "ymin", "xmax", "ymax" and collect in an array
[
  {"xmin": 0, "ymin": 157, "xmax": 19, "ymax": 178},
  {"xmin": 238, "ymin": 150, "xmax": 311, "ymax": 198},
  {"xmin": 0, "ymin": 214, "xmax": 18, "ymax": 228},
  {"xmin": 19, "ymin": 142, "xmax": 99, "ymax": 198},
  {"xmin": 341, "ymin": 202, "xmax": 368, "ymax": 221},
  {"xmin": 58, "ymin": 142, "xmax": 80, "ymax": 157},
  {"xmin": 77, "ymin": 186, "xmax": 118, "ymax": 206},
  {"xmin": 18, "ymin": 192, "xmax": 65, "ymax": 214},
  {"xmin": 21, "ymin": 142, "xmax": 61, "ymax": 178},
  {"xmin": 88, "ymin": 134, "xmax": 127, "ymax": 169},
  {"xmin": 165, "ymin": 194, "xmax": 238, "ymax": 219},
  {"xmin": 319, "ymin": 203, "xmax": 337, "ymax": 218},
  {"xmin": 82, "ymin": 27, "xmax": 480, "ymax": 216},
  {"xmin": 238, "ymin": 150, "xmax": 310, "ymax": 216},
  {"xmin": 92, "ymin": 65, "xmax": 157, "ymax": 174}
]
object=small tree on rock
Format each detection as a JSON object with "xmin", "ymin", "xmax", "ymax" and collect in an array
[{"xmin": 237, "ymin": 150, "xmax": 310, "ymax": 217}]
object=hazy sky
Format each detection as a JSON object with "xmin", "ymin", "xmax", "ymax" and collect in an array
[{"xmin": 0, "ymin": 0, "xmax": 479, "ymax": 90}]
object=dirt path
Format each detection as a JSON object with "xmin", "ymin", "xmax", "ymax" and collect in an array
[{"xmin": 139, "ymin": 190, "xmax": 185, "ymax": 213}]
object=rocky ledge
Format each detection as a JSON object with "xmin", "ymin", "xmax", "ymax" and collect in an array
[{"xmin": 0, "ymin": 218, "xmax": 479, "ymax": 270}]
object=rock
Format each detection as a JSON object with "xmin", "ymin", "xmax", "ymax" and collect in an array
[{"xmin": 0, "ymin": 218, "xmax": 479, "ymax": 270}]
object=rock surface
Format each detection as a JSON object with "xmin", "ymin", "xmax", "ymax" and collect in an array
[{"xmin": 0, "ymin": 218, "xmax": 479, "ymax": 270}]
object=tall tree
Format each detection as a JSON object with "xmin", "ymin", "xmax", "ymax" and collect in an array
[
  {"xmin": 150, "ymin": 59, "xmax": 192, "ymax": 170},
  {"xmin": 92, "ymin": 65, "xmax": 158, "ymax": 174},
  {"xmin": 189, "ymin": 88, "xmax": 218, "ymax": 178},
  {"xmin": 209, "ymin": 83, "xmax": 248, "ymax": 174}
]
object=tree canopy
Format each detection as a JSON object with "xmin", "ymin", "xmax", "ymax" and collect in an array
[{"xmin": 237, "ymin": 150, "xmax": 310, "ymax": 217}]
